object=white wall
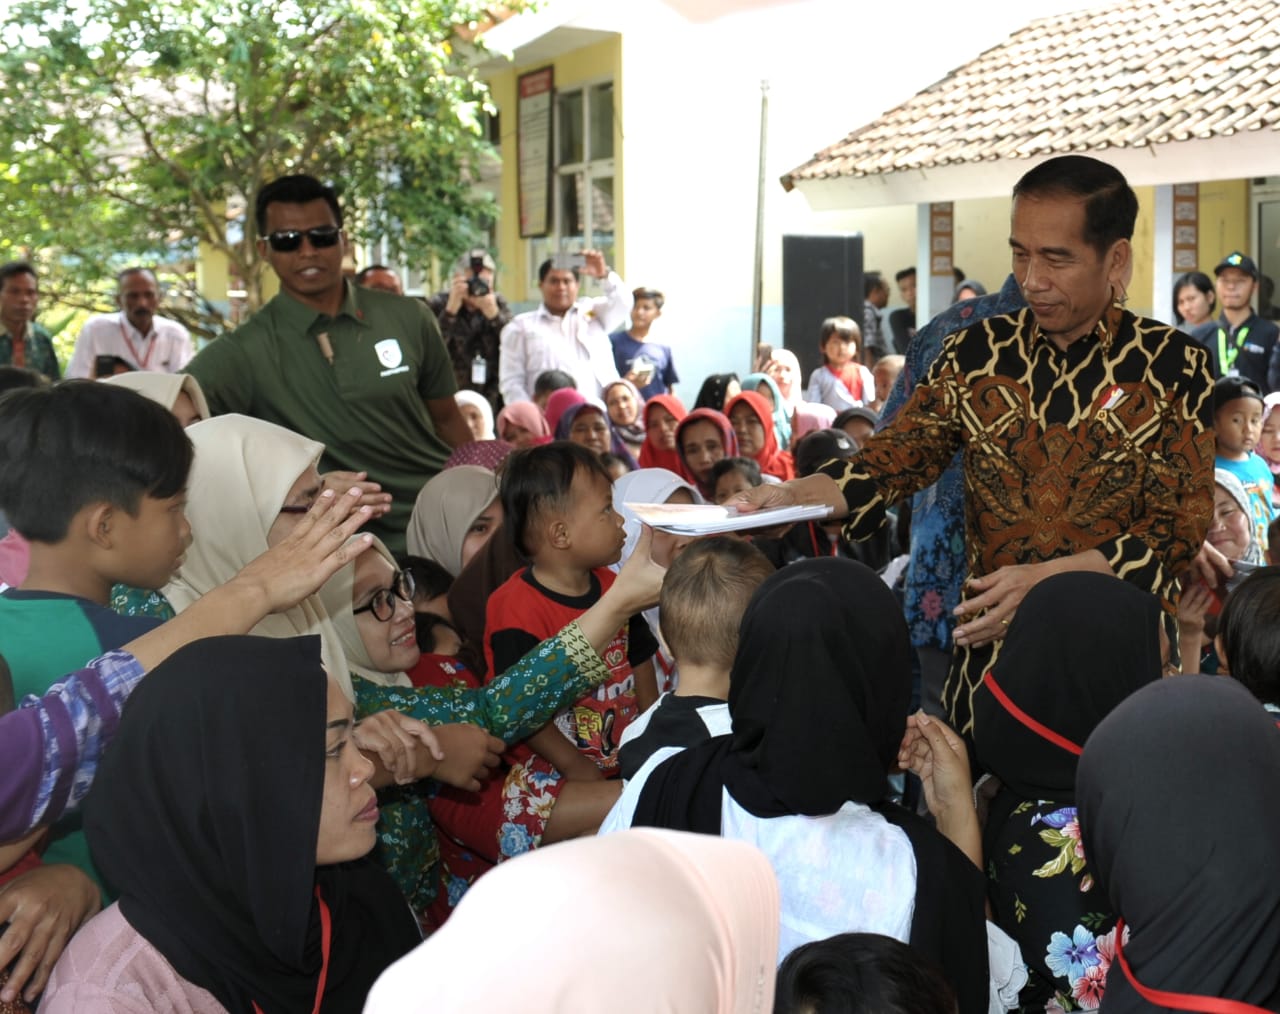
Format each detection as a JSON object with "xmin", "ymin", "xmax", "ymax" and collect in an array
[{"xmin": 612, "ymin": 0, "xmax": 1095, "ymax": 389}]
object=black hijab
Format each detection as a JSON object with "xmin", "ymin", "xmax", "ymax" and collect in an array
[
  {"xmin": 1078, "ymin": 676, "xmax": 1280, "ymax": 1013},
  {"xmin": 632, "ymin": 558, "xmax": 988, "ymax": 1014},
  {"xmin": 972, "ymin": 572, "xmax": 1164, "ymax": 802},
  {"xmin": 693, "ymin": 372, "xmax": 740, "ymax": 413},
  {"xmin": 85, "ymin": 636, "xmax": 421, "ymax": 1014}
]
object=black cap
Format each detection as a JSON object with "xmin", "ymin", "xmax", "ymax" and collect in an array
[
  {"xmin": 1214, "ymin": 252, "xmax": 1258, "ymax": 280},
  {"xmin": 1214, "ymin": 375, "xmax": 1264, "ymax": 410},
  {"xmin": 833, "ymin": 406, "xmax": 880, "ymax": 430},
  {"xmin": 794, "ymin": 427, "xmax": 859, "ymax": 477}
]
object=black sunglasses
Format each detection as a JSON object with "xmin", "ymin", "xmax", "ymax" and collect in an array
[
  {"xmin": 265, "ymin": 225, "xmax": 342, "ymax": 253},
  {"xmin": 353, "ymin": 569, "xmax": 416, "ymax": 623}
]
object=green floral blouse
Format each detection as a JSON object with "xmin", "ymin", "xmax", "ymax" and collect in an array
[{"xmin": 353, "ymin": 620, "xmax": 608, "ymax": 919}]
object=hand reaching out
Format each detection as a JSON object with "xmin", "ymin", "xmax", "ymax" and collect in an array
[
  {"xmin": 898, "ymin": 711, "xmax": 983, "ymax": 870},
  {"xmin": 0, "ymin": 864, "xmax": 100, "ymax": 1004},
  {"xmin": 320, "ymin": 470, "xmax": 392, "ymax": 518},
  {"xmin": 354, "ymin": 710, "xmax": 445, "ymax": 785},
  {"xmin": 430, "ymin": 724, "xmax": 505, "ymax": 792}
]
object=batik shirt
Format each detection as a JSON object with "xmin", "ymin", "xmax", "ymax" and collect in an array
[
  {"xmin": 825, "ymin": 303, "xmax": 1215, "ymax": 732},
  {"xmin": 879, "ymin": 275, "xmax": 1027, "ymax": 654}
]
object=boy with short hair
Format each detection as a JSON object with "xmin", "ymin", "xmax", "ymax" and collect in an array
[
  {"xmin": 617, "ymin": 537, "xmax": 774, "ymax": 780},
  {"xmin": 711, "ymin": 456, "xmax": 763, "ymax": 505},
  {"xmin": 610, "ymin": 287, "xmax": 679, "ymax": 399},
  {"xmin": 871, "ymin": 354, "xmax": 905, "ymax": 413},
  {"xmin": 1214, "ymin": 376, "xmax": 1275, "ymax": 552},
  {"xmin": 484, "ymin": 443, "xmax": 659, "ymax": 779},
  {"xmin": 0, "ymin": 380, "xmax": 193, "ymax": 886},
  {"xmin": 532, "ymin": 368, "xmax": 577, "ymax": 411},
  {"xmin": 806, "ymin": 316, "xmax": 876, "ymax": 411}
]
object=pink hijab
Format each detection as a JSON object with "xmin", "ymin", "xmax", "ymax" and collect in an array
[
  {"xmin": 791, "ymin": 402, "xmax": 837, "ymax": 449},
  {"xmin": 496, "ymin": 401, "xmax": 551, "ymax": 446},
  {"xmin": 364, "ymin": 829, "xmax": 779, "ymax": 1014}
]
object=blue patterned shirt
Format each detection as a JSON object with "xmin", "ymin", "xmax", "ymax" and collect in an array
[{"xmin": 878, "ymin": 275, "xmax": 1026, "ymax": 650}]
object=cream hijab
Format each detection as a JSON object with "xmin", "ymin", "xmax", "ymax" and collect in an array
[
  {"xmin": 405, "ymin": 465, "xmax": 500, "ymax": 576},
  {"xmin": 103, "ymin": 371, "xmax": 211, "ymax": 421},
  {"xmin": 364, "ymin": 828, "xmax": 780, "ymax": 1014},
  {"xmin": 316, "ymin": 536, "xmax": 412, "ymax": 689},
  {"xmin": 162, "ymin": 414, "xmax": 354, "ymax": 700}
]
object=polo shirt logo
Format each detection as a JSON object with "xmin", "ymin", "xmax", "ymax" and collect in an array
[{"xmin": 374, "ymin": 338, "xmax": 403, "ymax": 369}]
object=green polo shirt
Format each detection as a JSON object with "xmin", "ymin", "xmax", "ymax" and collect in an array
[{"xmin": 185, "ymin": 283, "xmax": 456, "ymax": 553}]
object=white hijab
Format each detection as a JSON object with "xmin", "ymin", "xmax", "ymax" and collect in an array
[
  {"xmin": 454, "ymin": 390, "xmax": 495, "ymax": 440},
  {"xmin": 405, "ymin": 465, "xmax": 500, "ymax": 576},
  {"xmin": 316, "ymin": 536, "xmax": 413, "ymax": 689},
  {"xmin": 162, "ymin": 414, "xmax": 354, "ymax": 700},
  {"xmin": 103, "ymin": 370, "xmax": 211, "ymax": 421}
]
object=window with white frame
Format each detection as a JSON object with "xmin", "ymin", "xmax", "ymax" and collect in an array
[{"xmin": 537, "ymin": 80, "xmax": 615, "ymax": 280}]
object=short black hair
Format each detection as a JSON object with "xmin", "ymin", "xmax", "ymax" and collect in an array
[
  {"xmin": 1218, "ymin": 567, "xmax": 1280, "ymax": 707},
  {"xmin": 355, "ymin": 264, "xmax": 395, "ymax": 284},
  {"xmin": 774, "ymin": 933, "xmax": 957, "ymax": 1014},
  {"xmin": 0, "ymin": 261, "xmax": 37, "ymax": 291},
  {"xmin": 401, "ymin": 554, "xmax": 454, "ymax": 602},
  {"xmin": 538, "ymin": 258, "xmax": 579, "ymax": 284},
  {"xmin": 632, "ymin": 287, "xmax": 665, "ymax": 310},
  {"xmin": 1172, "ymin": 271, "xmax": 1216, "ymax": 325},
  {"xmin": 863, "ymin": 271, "xmax": 886, "ymax": 298},
  {"xmin": 710, "ymin": 456, "xmax": 762, "ymax": 488},
  {"xmin": 0, "ymin": 380, "xmax": 192, "ymax": 543},
  {"xmin": 500, "ymin": 441, "xmax": 611, "ymax": 558},
  {"xmin": 0, "ymin": 366, "xmax": 48, "ymax": 396},
  {"xmin": 255, "ymin": 174, "xmax": 343, "ymax": 236},
  {"xmin": 599, "ymin": 451, "xmax": 629, "ymax": 473},
  {"xmin": 1012, "ymin": 155, "xmax": 1138, "ymax": 258},
  {"xmin": 894, "ymin": 267, "xmax": 916, "ymax": 284},
  {"xmin": 533, "ymin": 369, "xmax": 577, "ymax": 397},
  {"xmin": 414, "ymin": 612, "xmax": 461, "ymax": 655}
]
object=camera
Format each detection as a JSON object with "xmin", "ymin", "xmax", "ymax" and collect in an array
[{"xmin": 467, "ymin": 254, "xmax": 490, "ymax": 297}]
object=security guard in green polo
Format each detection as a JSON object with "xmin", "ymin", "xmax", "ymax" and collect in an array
[{"xmin": 186, "ymin": 175, "xmax": 471, "ymax": 555}]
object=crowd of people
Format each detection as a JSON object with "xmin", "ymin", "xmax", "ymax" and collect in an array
[{"xmin": 0, "ymin": 154, "xmax": 1278, "ymax": 1014}]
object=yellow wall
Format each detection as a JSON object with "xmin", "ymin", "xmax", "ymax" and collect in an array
[
  {"xmin": 1198, "ymin": 180, "xmax": 1250, "ymax": 271},
  {"xmin": 1130, "ymin": 186, "xmax": 1155, "ymax": 317},
  {"xmin": 487, "ymin": 36, "xmax": 623, "ymax": 304}
]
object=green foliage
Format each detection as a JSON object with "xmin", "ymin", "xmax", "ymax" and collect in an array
[{"xmin": 0, "ymin": 0, "xmax": 500, "ymax": 308}]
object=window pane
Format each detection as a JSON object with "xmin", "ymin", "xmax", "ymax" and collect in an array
[
  {"xmin": 589, "ymin": 83, "xmax": 614, "ymax": 160},
  {"xmin": 590, "ymin": 175, "xmax": 615, "ymax": 266},
  {"xmin": 557, "ymin": 91, "xmax": 583, "ymax": 165},
  {"xmin": 559, "ymin": 171, "xmax": 585, "ymax": 240}
]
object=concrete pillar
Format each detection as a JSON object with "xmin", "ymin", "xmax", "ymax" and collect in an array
[{"xmin": 1153, "ymin": 184, "xmax": 1173, "ymax": 325}]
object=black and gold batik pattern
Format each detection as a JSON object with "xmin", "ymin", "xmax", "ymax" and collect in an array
[{"xmin": 821, "ymin": 304, "xmax": 1215, "ymax": 733}]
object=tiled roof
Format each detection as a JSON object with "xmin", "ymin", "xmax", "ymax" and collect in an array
[{"xmin": 782, "ymin": 0, "xmax": 1280, "ymax": 190}]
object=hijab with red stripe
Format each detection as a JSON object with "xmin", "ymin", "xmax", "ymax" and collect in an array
[
  {"xmin": 971, "ymin": 572, "xmax": 1163, "ymax": 803},
  {"xmin": 675, "ymin": 408, "xmax": 738, "ymax": 499},
  {"xmin": 725, "ymin": 391, "xmax": 795, "ymax": 481},
  {"xmin": 84, "ymin": 636, "xmax": 420, "ymax": 1014},
  {"xmin": 1078, "ymin": 675, "xmax": 1280, "ymax": 1012},
  {"xmin": 637, "ymin": 394, "xmax": 687, "ymax": 474}
]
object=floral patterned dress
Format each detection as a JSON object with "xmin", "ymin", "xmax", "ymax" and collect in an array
[
  {"xmin": 985, "ymin": 792, "xmax": 1122, "ymax": 1012},
  {"xmin": 353, "ymin": 621, "xmax": 607, "ymax": 924}
]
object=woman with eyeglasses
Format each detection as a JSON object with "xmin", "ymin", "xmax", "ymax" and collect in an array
[
  {"xmin": 167, "ymin": 414, "xmax": 662, "ymax": 924},
  {"xmin": 318, "ymin": 538, "xmax": 629, "ymax": 929}
]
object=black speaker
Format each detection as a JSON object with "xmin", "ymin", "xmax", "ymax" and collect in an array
[{"xmin": 782, "ymin": 234, "xmax": 864, "ymax": 385}]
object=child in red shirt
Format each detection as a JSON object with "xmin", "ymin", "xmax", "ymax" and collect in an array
[{"xmin": 484, "ymin": 443, "xmax": 659, "ymax": 779}]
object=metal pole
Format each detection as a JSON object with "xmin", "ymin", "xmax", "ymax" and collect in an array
[{"xmin": 750, "ymin": 80, "xmax": 769, "ymax": 368}]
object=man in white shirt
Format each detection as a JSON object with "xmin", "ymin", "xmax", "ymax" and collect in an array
[
  {"xmin": 66, "ymin": 267, "xmax": 194, "ymax": 377},
  {"xmin": 499, "ymin": 249, "xmax": 630, "ymax": 404}
]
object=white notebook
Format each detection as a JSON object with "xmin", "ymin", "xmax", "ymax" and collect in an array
[{"xmin": 623, "ymin": 501, "xmax": 833, "ymax": 535}]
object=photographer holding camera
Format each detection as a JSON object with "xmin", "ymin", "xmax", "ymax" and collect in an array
[{"xmin": 426, "ymin": 249, "xmax": 512, "ymax": 410}]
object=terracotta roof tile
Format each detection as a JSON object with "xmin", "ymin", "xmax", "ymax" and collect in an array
[{"xmin": 782, "ymin": 0, "xmax": 1280, "ymax": 189}]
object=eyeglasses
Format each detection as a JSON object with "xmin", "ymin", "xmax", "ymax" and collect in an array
[
  {"xmin": 279, "ymin": 504, "xmax": 311, "ymax": 515},
  {"xmin": 353, "ymin": 569, "xmax": 416, "ymax": 622},
  {"xmin": 265, "ymin": 225, "xmax": 342, "ymax": 253}
]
